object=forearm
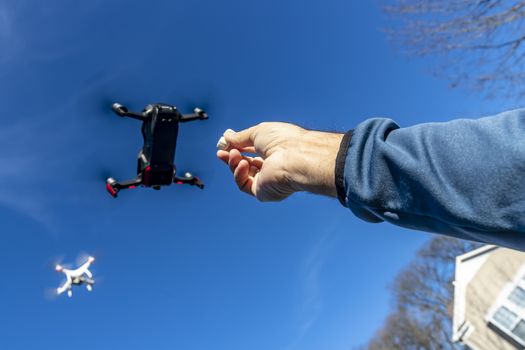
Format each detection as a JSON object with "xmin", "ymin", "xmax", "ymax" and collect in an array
[{"xmin": 338, "ymin": 109, "xmax": 525, "ymax": 250}]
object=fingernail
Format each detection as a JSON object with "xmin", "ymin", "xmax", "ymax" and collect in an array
[
  {"xmin": 217, "ymin": 129, "xmax": 235, "ymax": 149},
  {"xmin": 216, "ymin": 136, "xmax": 228, "ymax": 150}
]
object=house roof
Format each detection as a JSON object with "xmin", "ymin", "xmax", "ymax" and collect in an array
[{"xmin": 452, "ymin": 245, "xmax": 499, "ymax": 342}]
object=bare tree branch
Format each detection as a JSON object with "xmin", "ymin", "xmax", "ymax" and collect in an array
[{"xmin": 384, "ymin": 0, "xmax": 525, "ymax": 97}]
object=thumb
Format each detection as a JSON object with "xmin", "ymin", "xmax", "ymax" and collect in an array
[{"xmin": 224, "ymin": 125, "xmax": 258, "ymax": 149}]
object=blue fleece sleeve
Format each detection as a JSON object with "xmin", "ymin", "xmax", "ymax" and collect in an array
[{"xmin": 336, "ymin": 108, "xmax": 525, "ymax": 251}]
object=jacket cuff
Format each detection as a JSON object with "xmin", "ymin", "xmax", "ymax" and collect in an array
[{"xmin": 335, "ymin": 129, "xmax": 353, "ymax": 206}]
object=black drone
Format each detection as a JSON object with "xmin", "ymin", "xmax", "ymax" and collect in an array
[{"xmin": 105, "ymin": 102, "xmax": 208, "ymax": 198}]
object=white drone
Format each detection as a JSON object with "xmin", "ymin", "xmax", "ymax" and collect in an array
[{"xmin": 55, "ymin": 256, "xmax": 95, "ymax": 298}]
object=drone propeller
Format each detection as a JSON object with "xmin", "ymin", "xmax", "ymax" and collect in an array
[
  {"xmin": 71, "ymin": 160, "xmax": 116, "ymax": 185},
  {"xmin": 45, "ymin": 255, "xmax": 72, "ymax": 272},
  {"xmin": 44, "ymin": 287, "xmax": 60, "ymax": 301},
  {"xmin": 177, "ymin": 87, "xmax": 220, "ymax": 116},
  {"xmin": 74, "ymin": 90, "xmax": 116, "ymax": 119},
  {"xmin": 95, "ymin": 168, "xmax": 114, "ymax": 183},
  {"xmin": 73, "ymin": 83, "xmax": 147, "ymax": 131},
  {"xmin": 95, "ymin": 97, "xmax": 117, "ymax": 116},
  {"xmin": 44, "ymin": 255, "xmax": 67, "ymax": 301},
  {"xmin": 75, "ymin": 251, "xmax": 99, "ymax": 267}
]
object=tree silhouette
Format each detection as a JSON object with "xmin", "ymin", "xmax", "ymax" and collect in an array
[{"xmin": 364, "ymin": 236, "xmax": 481, "ymax": 350}]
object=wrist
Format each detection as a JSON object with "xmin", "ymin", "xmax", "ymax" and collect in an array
[{"xmin": 287, "ymin": 130, "xmax": 344, "ymax": 197}]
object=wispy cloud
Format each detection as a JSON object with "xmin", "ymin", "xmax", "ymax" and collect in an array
[
  {"xmin": 284, "ymin": 227, "xmax": 339, "ymax": 350},
  {"xmin": 0, "ymin": 33, "xmax": 139, "ymax": 232},
  {"xmin": 0, "ymin": 5, "xmax": 12, "ymax": 39},
  {"xmin": 0, "ymin": 2, "xmax": 24, "ymax": 66},
  {"xmin": 0, "ymin": 114, "xmax": 63, "ymax": 234}
]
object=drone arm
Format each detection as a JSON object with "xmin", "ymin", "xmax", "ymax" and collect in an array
[
  {"xmin": 57, "ymin": 275, "xmax": 72, "ymax": 295},
  {"xmin": 106, "ymin": 177, "xmax": 143, "ymax": 197},
  {"xmin": 57, "ymin": 285, "xmax": 67, "ymax": 295},
  {"xmin": 112, "ymin": 103, "xmax": 148, "ymax": 121},
  {"xmin": 79, "ymin": 260, "xmax": 93, "ymax": 275},
  {"xmin": 180, "ymin": 113, "xmax": 201, "ymax": 123},
  {"xmin": 180, "ymin": 108, "xmax": 208, "ymax": 123},
  {"xmin": 123, "ymin": 112, "xmax": 146, "ymax": 121},
  {"xmin": 174, "ymin": 173, "xmax": 204, "ymax": 189},
  {"xmin": 117, "ymin": 178, "xmax": 143, "ymax": 189}
]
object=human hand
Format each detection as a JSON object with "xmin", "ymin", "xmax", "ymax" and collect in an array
[{"xmin": 216, "ymin": 122, "xmax": 343, "ymax": 202}]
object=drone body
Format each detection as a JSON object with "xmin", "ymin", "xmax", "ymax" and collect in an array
[
  {"xmin": 106, "ymin": 103, "xmax": 208, "ymax": 197},
  {"xmin": 55, "ymin": 256, "xmax": 95, "ymax": 298}
]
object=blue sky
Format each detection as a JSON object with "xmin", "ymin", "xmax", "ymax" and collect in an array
[{"xmin": 0, "ymin": 1, "xmax": 518, "ymax": 349}]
